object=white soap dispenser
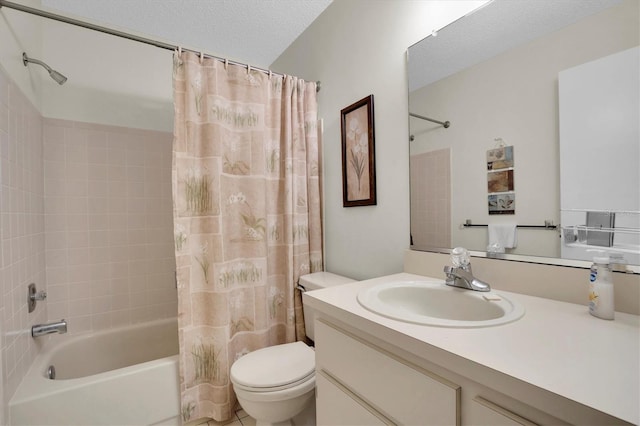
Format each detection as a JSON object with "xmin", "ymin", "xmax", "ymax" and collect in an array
[{"xmin": 588, "ymin": 254, "xmax": 614, "ymax": 320}]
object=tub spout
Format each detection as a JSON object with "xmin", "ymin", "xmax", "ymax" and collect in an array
[{"xmin": 32, "ymin": 319, "xmax": 67, "ymax": 337}]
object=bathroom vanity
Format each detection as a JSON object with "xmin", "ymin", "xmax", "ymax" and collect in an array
[{"xmin": 303, "ymin": 273, "xmax": 639, "ymax": 425}]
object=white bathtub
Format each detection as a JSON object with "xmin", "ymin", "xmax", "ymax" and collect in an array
[{"xmin": 9, "ymin": 318, "xmax": 180, "ymax": 425}]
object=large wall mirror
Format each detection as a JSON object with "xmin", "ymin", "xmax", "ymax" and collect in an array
[{"xmin": 408, "ymin": 0, "xmax": 639, "ymax": 271}]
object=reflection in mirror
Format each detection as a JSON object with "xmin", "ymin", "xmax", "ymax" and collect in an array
[{"xmin": 408, "ymin": 0, "xmax": 639, "ymax": 270}]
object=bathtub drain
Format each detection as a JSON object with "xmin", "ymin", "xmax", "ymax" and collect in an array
[{"xmin": 47, "ymin": 365, "xmax": 56, "ymax": 380}]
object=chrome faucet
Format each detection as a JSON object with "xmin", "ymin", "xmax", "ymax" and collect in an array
[
  {"xmin": 443, "ymin": 265, "xmax": 491, "ymax": 292},
  {"xmin": 444, "ymin": 247, "xmax": 491, "ymax": 292},
  {"xmin": 32, "ymin": 319, "xmax": 67, "ymax": 337}
]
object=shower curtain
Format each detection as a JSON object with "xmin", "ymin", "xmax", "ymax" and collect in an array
[{"xmin": 172, "ymin": 51, "xmax": 323, "ymax": 423}]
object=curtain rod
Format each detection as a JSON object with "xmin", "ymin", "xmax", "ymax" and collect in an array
[
  {"xmin": 0, "ymin": 0, "xmax": 321, "ymax": 92},
  {"xmin": 409, "ymin": 112, "xmax": 450, "ymax": 128}
]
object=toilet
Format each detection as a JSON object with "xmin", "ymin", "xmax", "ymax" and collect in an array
[{"xmin": 230, "ymin": 272, "xmax": 355, "ymax": 426}]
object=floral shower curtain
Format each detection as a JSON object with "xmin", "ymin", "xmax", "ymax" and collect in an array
[{"xmin": 172, "ymin": 51, "xmax": 323, "ymax": 423}]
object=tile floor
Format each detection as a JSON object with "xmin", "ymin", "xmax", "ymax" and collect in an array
[{"xmin": 192, "ymin": 407, "xmax": 256, "ymax": 426}]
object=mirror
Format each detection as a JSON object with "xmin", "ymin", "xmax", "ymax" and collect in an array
[{"xmin": 408, "ymin": 0, "xmax": 639, "ymax": 270}]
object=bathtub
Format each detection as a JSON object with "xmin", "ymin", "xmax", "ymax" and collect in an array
[{"xmin": 9, "ymin": 318, "xmax": 180, "ymax": 425}]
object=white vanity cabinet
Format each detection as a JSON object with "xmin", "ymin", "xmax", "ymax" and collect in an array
[
  {"xmin": 466, "ymin": 396, "xmax": 540, "ymax": 426},
  {"xmin": 316, "ymin": 373, "xmax": 389, "ymax": 425},
  {"xmin": 314, "ymin": 317, "xmax": 630, "ymax": 426},
  {"xmin": 315, "ymin": 319, "xmax": 460, "ymax": 425}
]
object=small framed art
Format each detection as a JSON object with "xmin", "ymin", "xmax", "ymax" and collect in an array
[{"xmin": 341, "ymin": 95, "xmax": 376, "ymax": 207}]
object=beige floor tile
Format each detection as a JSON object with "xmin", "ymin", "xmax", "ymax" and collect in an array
[
  {"xmin": 185, "ymin": 418, "xmax": 210, "ymax": 426},
  {"xmin": 239, "ymin": 416, "xmax": 257, "ymax": 426},
  {"xmin": 235, "ymin": 409, "xmax": 248, "ymax": 419},
  {"xmin": 203, "ymin": 416, "xmax": 242, "ymax": 426}
]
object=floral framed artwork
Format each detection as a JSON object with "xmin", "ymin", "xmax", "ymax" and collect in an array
[{"xmin": 341, "ymin": 95, "xmax": 376, "ymax": 207}]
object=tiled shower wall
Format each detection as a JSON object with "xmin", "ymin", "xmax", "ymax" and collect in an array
[
  {"xmin": 0, "ymin": 67, "xmax": 46, "ymax": 414},
  {"xmin": 410, "ymin": 149, "xmax": 451, "ymax": 248},
  {"xmin": 43, "ymin": 118, "xmax": 176, "ymax": 334},
  {"xmin": 0, "ymin": 64, "xmax": 177, "ymax": 418}
]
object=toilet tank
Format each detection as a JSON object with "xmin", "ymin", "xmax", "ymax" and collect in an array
[{"xmin": 299, "ymin": 272, "xmax": 355, "ymax": 341}]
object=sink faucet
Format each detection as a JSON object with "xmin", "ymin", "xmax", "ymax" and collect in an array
[
  {"xmin": 444, "ymin": 247, "xmax": 491, "ymax": 292},
  {"xmin": 32, "ymin": 319, "xmax": 67, "ymax": 337},
  {"xmin": 443, "ymin": 265, "xmax": 491, "ymax": 292}
]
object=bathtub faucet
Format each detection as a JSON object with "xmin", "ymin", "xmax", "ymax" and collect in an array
[{"xmin": 32, "ymin": 319, "xmax": 67, "ymax": 337}]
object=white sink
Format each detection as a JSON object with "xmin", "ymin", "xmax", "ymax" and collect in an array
[{"xmin": 357, "ymin": 280, "xmax": 525, "ymax": 328}]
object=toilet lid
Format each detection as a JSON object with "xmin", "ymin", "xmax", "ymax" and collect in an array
[{"xmin": 230, "ymin": 342, "xmax": 315, "ymax": 390}]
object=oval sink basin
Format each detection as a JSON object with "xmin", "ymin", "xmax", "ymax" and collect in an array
[{"xmin": 357, "ymin": 280, "xmax": 524, "ymax": 328}]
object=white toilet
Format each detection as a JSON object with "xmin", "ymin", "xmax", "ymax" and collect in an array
[{"xmin": 230, "ymin": 272, "xmax": 355, "ymax": 426}]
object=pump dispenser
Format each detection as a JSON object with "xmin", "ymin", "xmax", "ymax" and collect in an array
[{"xmin": 588, "ymin": 253, "xmax": 614, "ymax": 320}]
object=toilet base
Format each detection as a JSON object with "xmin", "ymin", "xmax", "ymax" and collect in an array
[
  {"xmin": 254, "ymin": 400, "xmax": 315, "ymax": 426},
  {"xmin": 255, "ymin": 420, "xmax": 292, "ymax": 426},
  {"xmin": 291, "ymin": 399, "xmax": 316, "ymax": 426},
  {"xmin": 237, "ymin": 389, "xmax": 315, "ymax": 426}
]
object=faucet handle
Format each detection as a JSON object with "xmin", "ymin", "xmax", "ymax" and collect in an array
[
  {"xmin": 451, "ymin": 247, "xmax": 470, "ymax": 268},
  {"xmin": 27, "ymin": 283, "xmax": 47, "ymax": 313},
  {"xmin": 31, "ymin": 290, "xmax": 47, "ymax": 301}
]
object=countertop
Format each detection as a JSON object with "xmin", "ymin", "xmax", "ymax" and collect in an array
[{"xmin": 303, "ymin": 272, "xmax": 640, "ymax": 424}]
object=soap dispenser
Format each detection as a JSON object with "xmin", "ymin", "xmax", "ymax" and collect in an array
[{"xmin": 588, "ymin": 254, "xmax": 614, "ymax": 320}]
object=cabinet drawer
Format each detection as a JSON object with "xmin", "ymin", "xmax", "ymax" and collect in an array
[
  {"xmin": 315, "ymin": 320, "xmax": 460, "ymax": 425},
  {"xmin": 317, "ymin": 371, "xmax": 390, "ymax": 426}
]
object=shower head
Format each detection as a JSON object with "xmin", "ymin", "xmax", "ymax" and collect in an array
[
  {"xmin": 48, "ymin": 69, "xmax": 68, "ymax": 85},
  {"xmin": 22, "ymin": 52, "xmax": 67, "ymax": 85}
]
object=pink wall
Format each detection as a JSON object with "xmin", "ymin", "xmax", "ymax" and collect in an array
[
  {"xmin": 42, "ymin": 118, "xmax": 176, "ymax": 333},
  {"xmin": 0, "ymin": 66, "xmax": 46, "ymax": 415},
  {"xmin": 410, "ymin": 149, "xmax": 451, "ymax": 249},
  {"xmin": 0, "ymin": 64, "xmax": 177, "ymax": 417}
]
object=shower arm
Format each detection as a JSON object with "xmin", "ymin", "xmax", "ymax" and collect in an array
[
  {"xmin": 22, "ymin": 52, "xmax": 68, "ymax": 84},
  {"xmin": 23, "ymin": 53, "xmax": 53, "ymax": 72}
]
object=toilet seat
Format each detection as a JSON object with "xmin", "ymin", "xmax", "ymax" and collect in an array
[{"xmin": 230, "ymin": 342, "xmax": 315, "ymax": 392}]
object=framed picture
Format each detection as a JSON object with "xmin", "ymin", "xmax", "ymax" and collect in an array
[
  {"xmin": 487, "ymin": 169, "xmax": 514, "ymax": 193},
  {"xmin": 486, "ymin": 145, "xmax": 514, "ymax": 170},
  {"xmin": 488, "ymin": 193, "xmax": 516, "ymax": 215},
  {"xmin": 341, "ymin": 95, "xmax": 376, "ymax": 207}
]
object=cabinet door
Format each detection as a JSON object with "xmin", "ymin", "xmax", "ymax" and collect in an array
[
  {"xmin": 316, "ymin": 372, "xmax": 390, "ymax": 426},
  {"xmin": 315, "ymin": 320, "xmax": 460, "ymax": 425},
  {"xmin": 468, "ymin": 397, "xmax": 538, "ymax": 426}
]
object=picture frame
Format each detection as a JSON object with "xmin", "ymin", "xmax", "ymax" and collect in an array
[
  {"xmin": 486, "ymin": 145, "xmax": 514, "ymax": 170},
  {"xmin": 341, "ymin": 95, "xmax": 376, "ymax": 207},
  {"xmin": 487, "ymin": 169, "xmax": 514, "ymax": 193},
  {"xmin": 488, "ymin": 193, "xmax": 516, "ymax": 215}
]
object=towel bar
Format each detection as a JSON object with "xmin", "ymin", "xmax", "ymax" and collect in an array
[{"xmin": 462, "ymin": 219, "xmax": 557, "ymax": 230}]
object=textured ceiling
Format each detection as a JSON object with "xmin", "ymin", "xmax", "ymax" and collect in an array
[
  {"xmin": 41, "ymin": 0, "xmax": 333, "ymax": 68},
  {"xmin": 408, "ymin": 0, "xmax": 622, "ymax": 91}
]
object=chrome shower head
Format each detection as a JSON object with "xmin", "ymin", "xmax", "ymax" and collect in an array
[
  {"xmin": 22, "ymin": 52, "xmax": 67, "ymax": 85},
  {"xmin": 48, "ymin": 69, "xmax": 68, "ymax": 85}
]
